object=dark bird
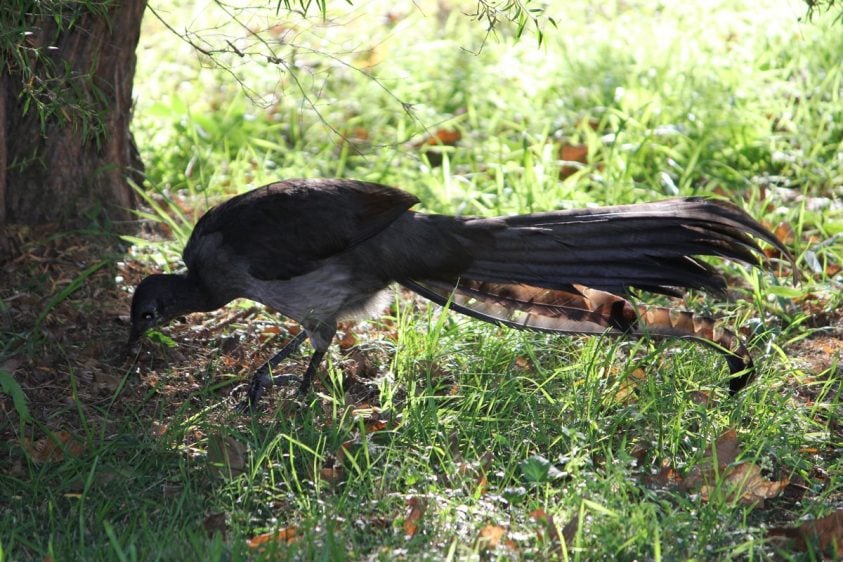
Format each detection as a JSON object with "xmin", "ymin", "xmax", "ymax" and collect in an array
[{"xmin": 128, "ymin": 178, "xmax": 792, "ymax": 409}]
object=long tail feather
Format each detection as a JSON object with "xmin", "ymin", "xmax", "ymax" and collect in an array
[
  {"xmin": 402, "ymin": 279, "xmax": 754, "ymax": 393},
  {"xmin": 455, "ymin": 197, "xmax": 793, "ymax": 296}
]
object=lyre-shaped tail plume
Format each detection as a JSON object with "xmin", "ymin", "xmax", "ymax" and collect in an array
[
  {"xmin": 394, "ymin": 197, "xmax": 794, "ymax": 394},
  {"xmin": 403, "ymin": 279, "xmax": 754, "ymax": 393}
]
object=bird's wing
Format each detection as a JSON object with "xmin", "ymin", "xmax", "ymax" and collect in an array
[{"xmin": 183, "ymin": 179, "xmax": 419, "ymax": 280}]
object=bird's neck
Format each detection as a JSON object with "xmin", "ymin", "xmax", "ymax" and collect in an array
[{"xmin": 169, "ymin": 273, "xmax": 221, "ymax": 315}]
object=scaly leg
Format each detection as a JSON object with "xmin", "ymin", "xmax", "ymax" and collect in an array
[
  {"xmin": 298, "ymin": 348, "xmax": 326, "ymax": 395},
  {"xmin": 238, "ymin": 331, "xmax": 308, "ymax": 412}
]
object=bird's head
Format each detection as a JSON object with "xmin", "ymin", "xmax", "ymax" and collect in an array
[{"xmin": 128, "ymin": 273, "xmax": 201, "ymax": 347}]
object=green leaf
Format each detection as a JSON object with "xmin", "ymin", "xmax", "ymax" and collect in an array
[{"xmin": 0, "ymin": 368, "xmax": 31, "ymax": 423}]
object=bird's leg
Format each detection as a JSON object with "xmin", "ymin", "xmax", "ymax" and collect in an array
[
  {"xmin": 298, "ymin": 348, "xmax": 327, "ymax": 395},
  {"xmin": 238, "ymin": 330, "xmax": 308, "ymax": 411}
]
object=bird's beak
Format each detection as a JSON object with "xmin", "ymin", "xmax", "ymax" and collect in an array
[{"xmin": 127, "ymin": 326, "xmax": 143, "ymax": 355}]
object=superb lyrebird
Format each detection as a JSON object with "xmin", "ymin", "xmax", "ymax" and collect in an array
[{"xmin": 128, "ymin": 178, "xmax": 791, "ymax": 409}]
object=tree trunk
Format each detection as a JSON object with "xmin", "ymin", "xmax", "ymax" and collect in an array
[{"xmin": 0, "ymin": 0, "xmax": 147, "ymax": 228}]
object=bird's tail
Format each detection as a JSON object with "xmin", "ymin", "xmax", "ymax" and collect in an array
[
  {"xmin": 400, "ymin": 198, "xmax": 791, "ymax": 393},
  {"xmin": 452, "ymin": 197, "xmax": 791, "ymax": 297},
  {"xmin": 402, "ymin": 279, "xmax": 754, "ymax": 393}
]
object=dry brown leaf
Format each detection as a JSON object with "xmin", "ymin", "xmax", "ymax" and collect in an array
[
  {"xmin": 682, "ymin": 428, "xmax": 740, "ymax": 491},
  {"xmin": 203, "ymin": 512, "xmax": 228, "ymax": 537},
  {"xmin": 365, "ymin": 419, "xmax": 388, "ymax": 433},
  {"xmin": 712, "ymin": 428, "xmax": 741, "ymax": 466},
  {"xmin": 770, "ymin": 510, "xmax": 843, "ymax": 554},
  {"xmin": 824, "ymin": 262, "xmax": 841, "ymax": 277},
  {"xmin": 413, "ymin": 129, "xmax": 462, "ymax": 167},
  {"xmin": 765, "ymin": 222, "xmax": 795, "ymax": 259},
  {"xmin": 800, "ymin": 510, "xmax": 843, "ymax": 553},
  {"xmin": 207, "ymin": 434, "xmax": 247, "ymax": 479},
  {"xmin": 247, "ymin": 527, "xmax": 299, "ymax": 550},
  {"xmin": 689, "ymin": 390, "xmax": 713, "ymax": 406},
  {"xmin": 611, "ymin": 367, "xmax": 647, "ymax": 404},
  {"xmin": 478, "ymin": 524, "xmax": 506, "ymax": 551},
  {"xmin": 559, "ymin": 143, "xmax": 589, "ymax": 178},
  {"xmin": 513, "ymin": 355, "xmax": 532, "ymax": 372},
  {"xmin": 729, "ymin": 463, "xmax": 789, "ymax": 505},
  {"xmin": 420, "ymin": 129, "xmax": 461, "ymax": 146},
  {"xmin": 337, "ymin": 329, "xmax": 357, "ymax": 351},
  {"xmin": 530, "ymin": 509, "xmax": 561, "ymax": 547},
  {"xmin": 403, "ymin": 497, "xmax": 427, "ymax": 538},
  {"xmin": 259, "ymin": 325, "xmax": 282, "ymax": 343},
  {"xmin": 22, "ymin": 431, "xmax": 84, "ymax": 463},
  {"xmin": 354, "ymin": 46, "xmax": 384, "ymax": 69},
  {"xmin": 644, "ymin": 459, "xmax": 683, "ymax": 487},
  {"xmin": 320, "ymin": 466, "xmax": 345, "ymax": 486},
  {"xmin": 700, "ymin": 462, "xmax": 788, "ymax": 505}
]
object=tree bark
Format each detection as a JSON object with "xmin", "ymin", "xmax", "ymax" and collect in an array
[{"xmin": 0, "ymin": 0, "xmax": 147, "ymax": 228}]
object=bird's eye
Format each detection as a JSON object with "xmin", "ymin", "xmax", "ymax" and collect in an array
[{"xmin": 141, "ymin": 312, "xmax": 154, "ymax": 321}]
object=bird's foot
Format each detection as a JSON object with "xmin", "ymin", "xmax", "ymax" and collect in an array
[{"xmin": 235, "ymin": 371, "xmax": 304, "ymax": 414}]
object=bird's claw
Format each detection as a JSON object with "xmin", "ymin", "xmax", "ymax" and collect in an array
[{"xmin": 234, "ymin": 372, "xmax": 304, "ymax": 414}]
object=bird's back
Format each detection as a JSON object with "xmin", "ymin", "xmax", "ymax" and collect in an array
[{"xmin": 183, "ymin": 178, "xmax": 420, "ymax": 283}]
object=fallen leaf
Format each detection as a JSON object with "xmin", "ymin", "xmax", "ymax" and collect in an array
[
  {"xmin": 207, "ymin": 434, "xmax": 248, "ymax": 479},
  {"xmin": 203, "ymin": 512, "xmax": 228, "ymax": 537},
  {"xmin": 644, "ymin": 459, "xmax": 682, "ymax": 487},
  {"xmin": 247, "ymin": 527, "xmax": 299, "ymax": 550},
  {"xmin": 765, "ymin": 222, "xmax": 795, "ymax": 259},
  {"xmin": 559, "ymin": 143, "xmax": 589, "ymax": 178},
  {"xmin": 22, "ymin": 431, "xmax": 84, "ymax": 463},
  {"xmin": 413, "ymin": 129, "xmax": 462, "ymax": 167},
  {"xmin": 712, "ymin": 428, "xmax": 741, "ymax": 466},
  {"xmin": 770, "ymin": 510, "xmax": 843, "ymax": 554},
  {"xmin": 700, "ymin": 462, "xmax": 788, "ymax": 506},
  {"xmin": 478, "ymin": 524, "xmax": 506, "ymax": 551},
  {"xmin": 689, "ymin": 390, "xmax": 713, "ymax": 406},
  {"xmin": 682, "ymin": 428, "xmax": 740, "ymax": 491},
  {"xmin": 259, "ymin": 325, "xmax": 282, "ymax": 343},
  {"xmin": 365, "ymin": 419, "xmax": 388, "ymax": 433},
  {"xmin": 611, "ymin": 367, "xmax": 647, "ymax": 404},
  {"xmin": 403, "ymin": 497, "xmax": 427, "ymax": 538},
  {"xmin": 320, "ymin": 465, "xmax": 345, "ymax": 485},
  {"xmin": 799, "ymin": 510, "xmax": 843, "ymax": 553},
  {"xmin": 513, "ymin": 355, "xmax": 532, "ymax": 372},
  {"xmin": 530, "ymin": 509, "xmax": 564, "ymax": 552},
  {"xmin": 420, "ymin": 129, "xmax": 461, "ymax": 146},
  {"xmin": 337, "ymin": 329, "xmax": 356, "ymax": 350},
  {"xmin": 824, "ymin": 262, "xmax": 841, "ymax": 277}
]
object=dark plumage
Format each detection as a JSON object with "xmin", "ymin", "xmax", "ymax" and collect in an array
[{"xmin": 129, "ymin": 178, "xmax": 792, "ymax": 408}]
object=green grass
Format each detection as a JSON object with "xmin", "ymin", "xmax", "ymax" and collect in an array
[{"xmin": 2, "ymin": 0, "xmax": 842, "ymax": 560}]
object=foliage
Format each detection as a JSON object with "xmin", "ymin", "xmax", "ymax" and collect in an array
[
  {"xmin": 0, "ymin": 368, "xmax": 30, "ymax": 423},
  {"xmin": 0, "ymin": 0, "xmax": 114, "ymax": 139},
  {"xmin": 803, "ymin": 0, "xmax": 843, "ymax": 20}
]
